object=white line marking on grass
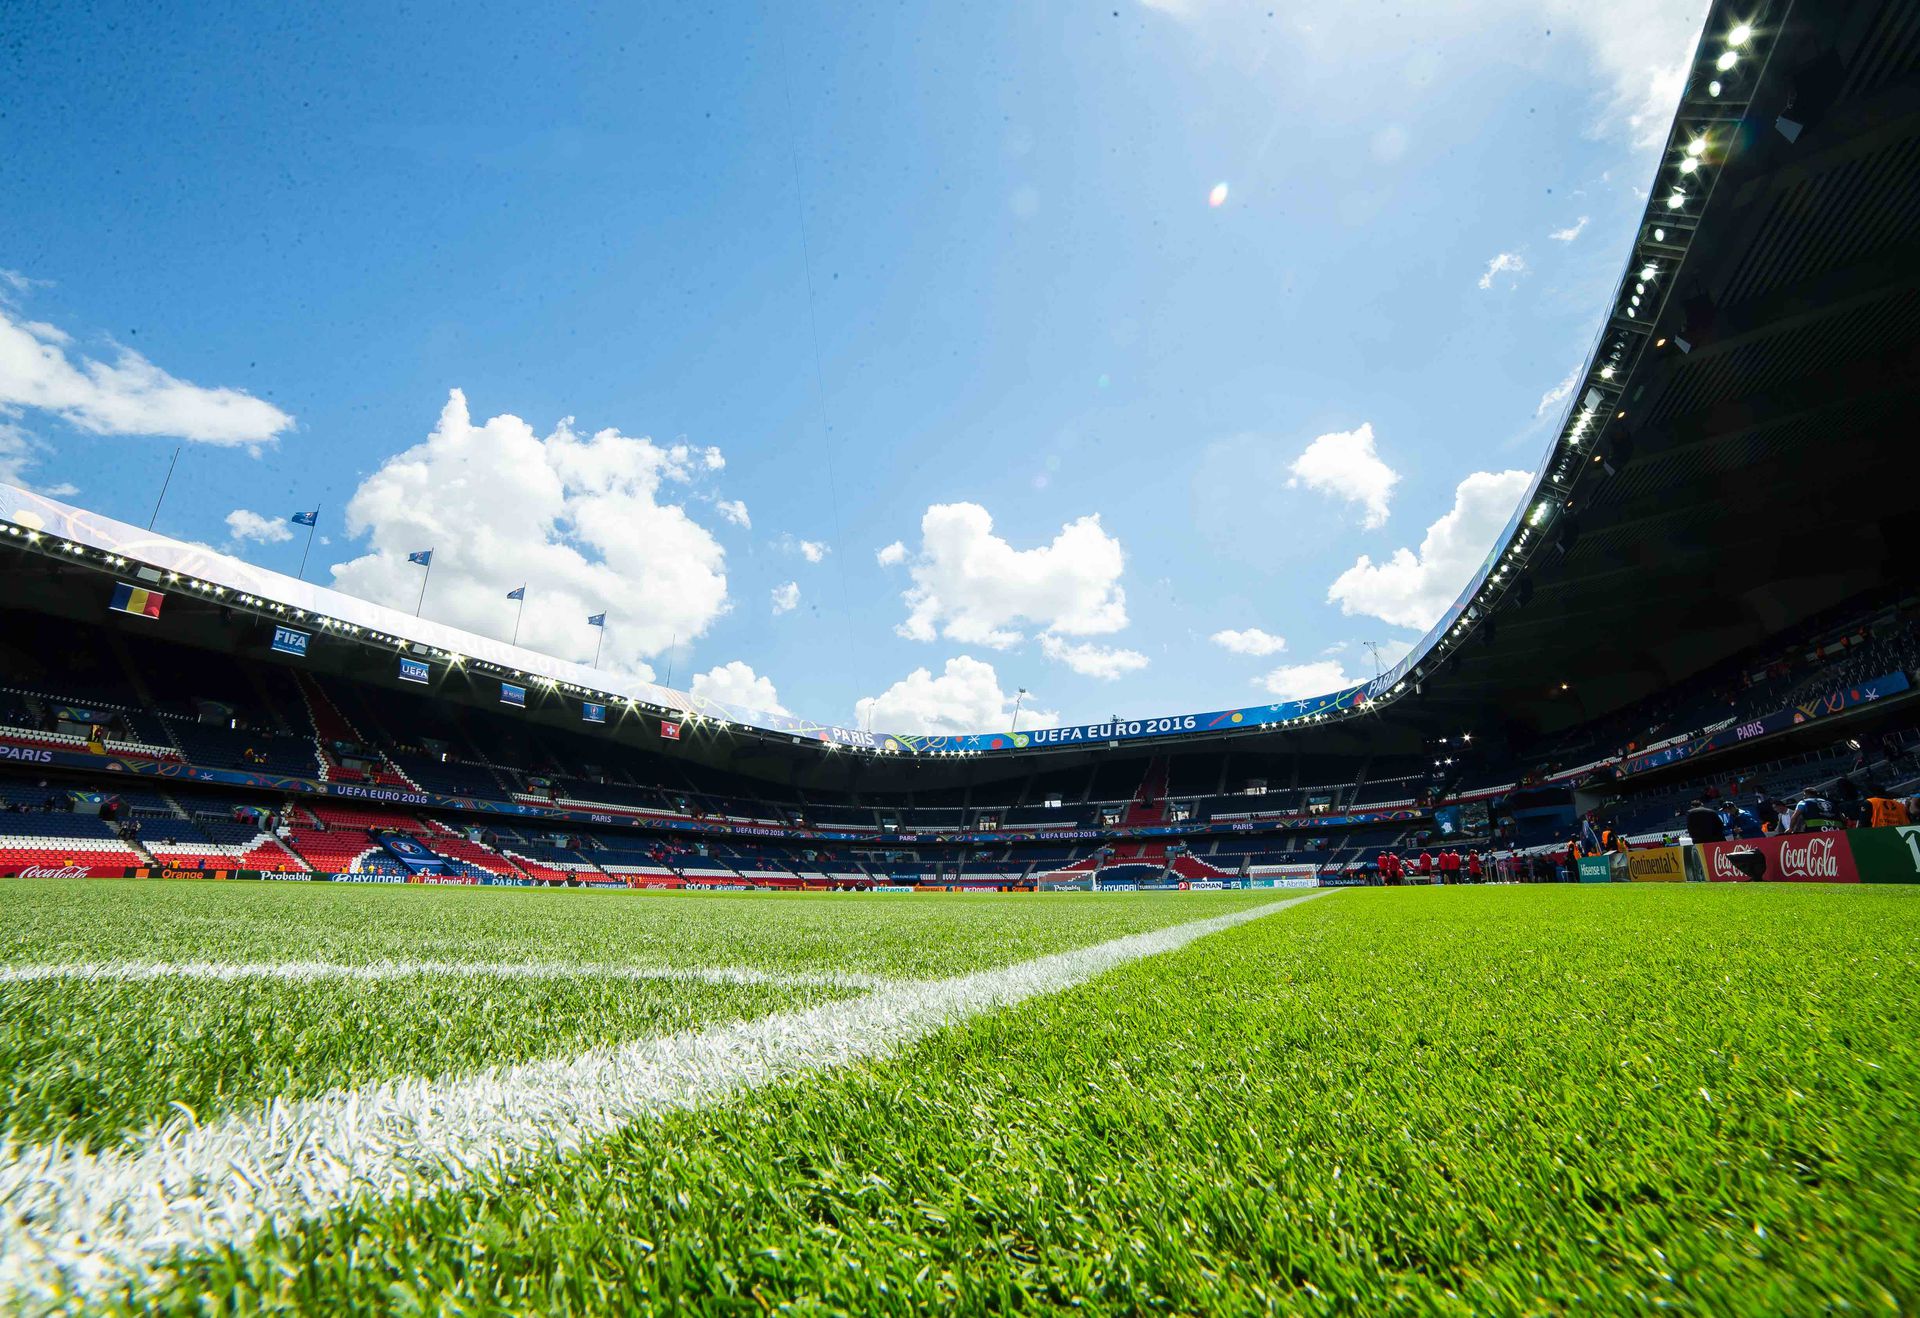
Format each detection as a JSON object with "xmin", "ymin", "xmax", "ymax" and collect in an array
[
  {"xmin": 0, "ymin": 891, "xmax": 1330, "ymax": 1307},
  {"xmin": 0, "ymin": 959, "xmax": 895, "ymax": 993}
]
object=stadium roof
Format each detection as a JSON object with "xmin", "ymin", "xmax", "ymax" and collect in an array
[{"xmin": 3, "ymin": 0, "xmax": 1914, "ymax": 781}]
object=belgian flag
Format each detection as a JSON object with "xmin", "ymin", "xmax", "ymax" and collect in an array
[{"xmin": 108, "ymin": 582, "xmax": 164, "ymax": 619}]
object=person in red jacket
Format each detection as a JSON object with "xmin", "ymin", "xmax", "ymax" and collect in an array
[
  {"xmin": 1467, "ymin": 851, "xmax": 1484, "ymax": 882},
  {"xmin": 1446, "ymin": 850, "xmax": 1463, "ymax": 881},
  {"xmin": 1385, "ymin": 853, "xmax": 1403, "ymax": 884},
  {"xmin": 1417, "ymin": 851, "xmax": 1434, "ymax": 881}
]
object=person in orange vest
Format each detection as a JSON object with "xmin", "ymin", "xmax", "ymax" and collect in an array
[
  {"xmin": 1867, "ymin": 795, "xmax": 1911, "ymax": 828},
  {"xmin": 1417, "ymin": 851, "xmax": 1434, "ymax": 881}
]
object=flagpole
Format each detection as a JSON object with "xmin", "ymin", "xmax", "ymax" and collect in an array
[
  {"xmin": 512, "ymin": 592, "xmax": 526, "ymax": 646},
  {"xmin": 148, "ymin": 447, "xmax": 182, "ymax": 531},
  {"xmin": 296, "ymin": 507, "xmax": 319, "ymax": 581},
  {"xmin": 593, "ymin": 626, "xmax": 605, "ymax": 669},
  {"xmin": 415, "ymin": 559, "xmax": 432, "ymax": 617}
]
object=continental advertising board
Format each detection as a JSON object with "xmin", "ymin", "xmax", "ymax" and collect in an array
[{"xmin": 1625, "ymin": 846, "xmax": 1686, "ymax": 882}]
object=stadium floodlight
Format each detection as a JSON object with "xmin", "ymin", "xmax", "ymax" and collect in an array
[
  {"xmin": 1640, "ymin": 264, "xmax": 1658, "ymax": 280},
  {"xmin": 1728, "ymin": 21, "xmax": 1752, "ymax": 45},
  {"xmin": 1716, "ymin": 49, "xmax": 1738, "ymax": 71},
  {"xmin": 1708, "ymin": 80, "xmax": 1723, "ymax": 97},
  {"xmin": 1653, "ymin": 227, "xmax": 1667, "ymax": 241},
  {"xmin": 1678, "ymin": 157, "xmax": 1700, "ymax": 175},
  {"xmin": 1686, "ymin": 138, "xmax": 1707, "ymax": 158},
  {"xmin": 1667, "ymin": 191, "xmax": 1688, "ymax": 210}
]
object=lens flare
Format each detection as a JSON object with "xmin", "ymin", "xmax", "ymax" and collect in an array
[{"xmin": 1208, "ymin": 182, "xmax": 1229, "ymax": 208}]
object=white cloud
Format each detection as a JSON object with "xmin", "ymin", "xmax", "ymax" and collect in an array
[
  {"xmin": 876, "ymin": 540, "xmax": 907, "ymax": 567},
  {"xmin": 689, "ymin": 660, "xmax": 788, "ymax": 716},
  {"xmin": 771, "ymin": 581, "xmax": 800, "ymax": 614},
  {"xmin": 892, "ymin": 502, "xmax": 1128, "ymax": 647},
  {"xmin": 1326, "ymin": 468, "xmax": 1533, "ymax": 630},
  {"xmin": 0, "ymin": 301, "xmax": 292, "ymax": 444},
  {"xmin": 329, "ymin": 389, "xmax": 733, "ymax": 677},
  {"xmin": 1535, "ymin": 365, "xmax": 1581, "ymax": 418},
  {"xmin": 1286, "ymin": 422, "xmax": 1399, "ymax": 530},
  {"xmin": 0, "ymin": 270, "xmax": 52, "ymax": 296},
  {"xmin": 1040, "ymin": 635, "xmax": 1150, "ymax": 681},
  {"xmin": 1256, "ymin": 660, "xmax": 1368, "ymax": 701},
  {"xmin": 1133, "ymin": 1, "xmax": 1708, "ymax": 151},
  {"xmin": 1549, "ymin": 215, "xmax": 1591, "ymax": 243},
  {"xmin": 1477, "ymin": 252, "xmax": 1527, "ymax": 291},
  {"xmin": 855, "ymin": 656, "xmax": 1060, "ymax": 736},
  {"xmin": 1211, "ymin": 627, "xmax": 1287, "ymax": 657},
  {"xmin": 775, "ymin": 533, "xmax": 829, "ymax": 562},
  {"xmin": 0, "ymin": 420, "xmax": 75, "ymax": 496},
  {"xmin": 225, "ymin": 509, "xmax": 294, "ymax": 544},
  {"xmin": 1549, "ymin": 2, "xmax": 1712, "ymax": 150},
  {"xmin": 715, "ymin": 499, "xmax": 751, "ymax": 529}
]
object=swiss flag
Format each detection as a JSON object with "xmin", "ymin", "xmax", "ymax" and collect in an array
[{"xmin": 661, "ymin": 720, "xmax": 682, "ymax": 740}]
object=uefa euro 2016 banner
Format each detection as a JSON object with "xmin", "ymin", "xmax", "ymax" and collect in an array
[{"xmin": 859, "ymin": 686, "xmax": 1375, "ymax": 756}]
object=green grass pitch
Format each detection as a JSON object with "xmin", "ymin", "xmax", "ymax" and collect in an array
[{"xmin": 2, "ymin": 879, "xmax": 1916, "ymax": 1314}]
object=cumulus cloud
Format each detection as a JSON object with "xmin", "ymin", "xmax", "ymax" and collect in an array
[
  {"xmin": 689, "ymin": 660, "xmax": 788, "ymax": 716},
  {"xmin": 1478, "ymin": 252, "xmax": 1527, "ymax": 291},
  {"xmin": 0, "ymin": 302, "xmax": 293, "ymax": 445},
  {"xmin": 1211, "ymin": 627, "xmax": 1287, "ymax": 657},
  {"xmin": 855, "ymin": 656, "xmax": 1060, "ymax": 736},
  {"xmin": 1286, "ymin": 422, "xmax": 1399, "ymax": 529},
  {"xmin": 1256, "ymin": 660, "xmax": 1368, "ymax": 701},
  {"xmin": 715, "ymin": 499, "xmax": 751, "ymax": 529},
  {"xmin": 797, "ymin": 539, "xmax": 827, "ymax": 563},
  {"xmin": 329, "ymin": 389, "xmax": 731, "ymax": 677},
  {"xmin": 771, "ymin": 580, "xmax": 800, "ymax": 614},
  {"xmin": 1549, "ymin": 215, "xmax": 1591, "ymax": 242},
  {"xmin": 225, "ymin": 509, "xmax": 294, "ymax": 544},
  {"xmin": 1535, "ymin": 365, "xmax": 1582, "ymax": 418},
  {"xmin": 1326, "ymin": 468, "xmax": 1533, "ymax": 630},
  {"xmin": 891, "ymin": 502, "xmax": 1128, "ymax": 647},
  {"xmin": 1040, "ymin": 635, "xmax": 1150, "ymax": 681},
  {"xmin": 876, "ymin": 540, "xmax": 907, "ymax": 567}
]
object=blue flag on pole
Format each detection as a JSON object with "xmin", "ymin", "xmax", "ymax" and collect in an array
[
  {"xmin": 507, "ymin": 585, "xmax": 526, "ymax": 600},
  {"xmin": 587, "ymin": 612, "xmax": 606, "ymax": 627},
  {"xmin": 291, "ymin": 510, "xmax": 318, "ymax": 526},
  {"xmin": 408, "ymin": 549, "xmax": 433, "ymax": 566}
]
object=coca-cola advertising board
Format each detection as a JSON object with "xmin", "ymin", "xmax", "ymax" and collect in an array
[{"xmin": 1698, "ymin": 834, "xmax": 1859, "ymax": 883}]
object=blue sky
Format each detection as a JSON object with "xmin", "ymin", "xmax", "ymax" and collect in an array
[{"xmin": 0, "ymin": 0, "xmax": 1706, "ymax": 733}]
